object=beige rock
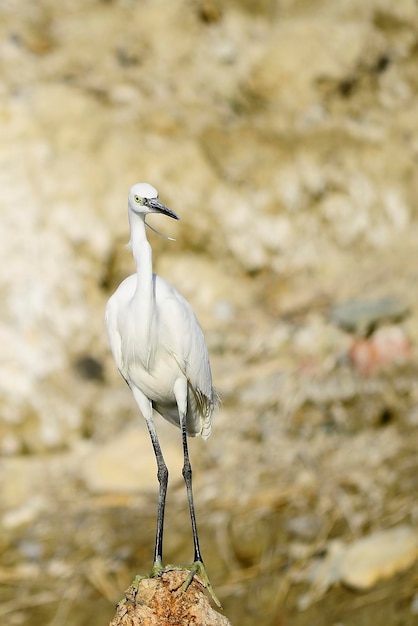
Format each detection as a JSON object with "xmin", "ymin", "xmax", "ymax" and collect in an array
[
  {"xmin": 82, "ymin": 425, "xmax": 184, "ymax": 494},
  {"xmin": 110, "ymin": 570, "xmax": 231, "ymax": 626},
  {"xmin": 339, "ymin": 525, "xmax": 418, "ymax": 589}
]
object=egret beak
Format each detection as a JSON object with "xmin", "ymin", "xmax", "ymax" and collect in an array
[
  {"xmin": 146, "ymin": 198, "xmax": 179, "ymax": 221},
  {"xmin": 144, "ymin": 198, "xmax": 179, "ymax": 241}
]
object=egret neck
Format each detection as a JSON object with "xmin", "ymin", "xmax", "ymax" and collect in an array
[{"xmin": 128, "ymin": 209, "xmax": 155, "ymax": 369}]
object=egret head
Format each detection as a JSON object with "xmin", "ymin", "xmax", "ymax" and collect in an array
[
  {"xmin": 128, "ymin": 183, "xmax": 179, "ymax": 240},
  {"xmin": 128, "ymin": 183, "xmax": 179, "ymax": 221}
]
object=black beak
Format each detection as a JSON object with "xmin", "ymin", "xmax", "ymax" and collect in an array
[{"xmin": 146, "ymin": 198, "xmax": 179, "ymax": 220}]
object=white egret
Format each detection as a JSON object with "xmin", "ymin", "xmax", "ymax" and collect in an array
[{"xmin": 105, "ymin": 183, "xmax": 220, "ymax": 606}]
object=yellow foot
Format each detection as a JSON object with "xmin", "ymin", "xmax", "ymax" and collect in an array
[
  {"xmin": 149, "ymin": 558, "xmax": 164, "ymax": 578},
  {"xmin": 120, "ymin": 560, "xmax": 164, "ymax": 605},
  {"xmin": 165, "ymin": 561, "xmax": 222, "ymax": 609}
]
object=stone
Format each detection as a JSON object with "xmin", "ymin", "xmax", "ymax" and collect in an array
[
  {"xmin": 349, "ymin": 326, "xmax": 412, "ymax": 374},
  {"xmin": 339, "ymin": 525, "xmax": 418, "ymax": 589},
  {"xmin": 110, "ymin": 570, "xmax": 231, "ymax": 626},
  {"xmin": 82, "ymin": 425, "xmax": 184, "ymax": 494},
  {"xmin": 329, "ymin": 297, "xmax": 409, "ymax": 335}
]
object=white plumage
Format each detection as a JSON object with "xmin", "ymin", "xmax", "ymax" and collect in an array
[
  {"xmin": 106, "ymin": 270, "xmax": 216, "ymax": 438},
  {"xmin": 105, "ymin": 182, "xmax": 220, "ymax": 606}
]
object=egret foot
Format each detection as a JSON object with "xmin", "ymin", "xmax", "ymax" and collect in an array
[
  {"xmin": 165, "ymin": 561, "xmax": 222, "ymax": 609},
  {"xmin": 149, "ymin": 557, "xmax": 164, "ymax": 578},
  {"xmin": 121, "ymin": 560, "xmax": 165, "ymax": 605},
  {"xmin": 121, "ymin": 574, "xmax": 147, "ymax": 605}
]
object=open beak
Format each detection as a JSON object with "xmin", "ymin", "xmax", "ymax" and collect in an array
[
  {"xmin": 144, "ymin": 198, "xmax": 179, "ymax": 240},
  {"xmin": 146, "ymin": 198, "xmax": 179, "ymax": 221}
]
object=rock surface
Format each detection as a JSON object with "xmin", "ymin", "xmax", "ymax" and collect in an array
[
  {"xmin": 296, "ymin": 525, "xmax": 418, "ymax": 609},
  {"xmin": 339, "ymin": 525, "xmax": 418, "ymax": 590},
  {"xmin": 110, "ymin": 570, "xmax": 231, "ymax": 626}
]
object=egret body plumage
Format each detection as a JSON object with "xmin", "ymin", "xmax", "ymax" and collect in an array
[{"xmin": 105, "ymin": 183, "xmax": 220, "ymax": 606}]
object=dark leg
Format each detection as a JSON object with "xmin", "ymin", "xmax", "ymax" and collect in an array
[
  {"xmin": 171, "ymin": 380, "xmax": 221, "ymax": 607},
  {"xmin": 145, "ymin": 416, "xmax": 168, "ymax": 572},
  {"xmin": 180, "ymin": 416, "xmax": 221, "ymax": 607},
  {"xmin": 181, "ymin": 417, "xmax": 203, "ymax": 562}
]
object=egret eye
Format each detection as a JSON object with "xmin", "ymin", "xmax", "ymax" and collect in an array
[{"xmin": 134, "ymin": 195, "xmax": 142, "ymax": 204}]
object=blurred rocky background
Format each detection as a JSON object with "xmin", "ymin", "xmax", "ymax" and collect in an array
[{"xmin": 1, "ymin": 0, "xmax": 418, "ymax": 624}]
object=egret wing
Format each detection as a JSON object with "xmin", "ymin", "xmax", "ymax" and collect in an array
[
  {"xmin": 104, "ymin": 275, "xmax": 137, "ymax": 381},
  {"xmin": 156, "ymin": 277, "xmax": 218, "ymax": 437}
]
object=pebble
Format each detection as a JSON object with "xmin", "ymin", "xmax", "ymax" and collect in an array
[
  {"xmin": 329, "ymin": 297, "xmax": 409, "ymax": 336},
  {"xmin": 349, "ymin": 325, "xmax": 412, "ymax": 374},
  {"xmin": 285, "ymin": 515, "xmax": 323, "ymax": 541},
  {"xmin": 2, "ymin": 496, "xmax": 46, "ymax": 530},
  {"xmin": 82, "ymin": 425, "xmax": 184, "ymax": 494},
  {"xmin": 339, "ymin": 525, "xmax": 418, "ymax": 590},
  {"xmin": 297, "ymin": 525, "xmax": 418, "ymax": 610}
]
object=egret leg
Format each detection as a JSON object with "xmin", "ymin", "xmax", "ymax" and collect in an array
[
  {"xmin": 179, "ymin": 412, "xmax": 222, "ymax": 608},
  {"xmin": 145, "ymin": 415, "xmax": 169, "ymax": 573},
  {"xmin": 118, "ymin": 410, "xmax": 168, "ymax": 608},
  {"xmin": 180, "ymin": 415, "xmax": 202, "ymax": 562},
  {"xmin": 132, "ymin": 387, "xmax": 168, "ymax": 573}
]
